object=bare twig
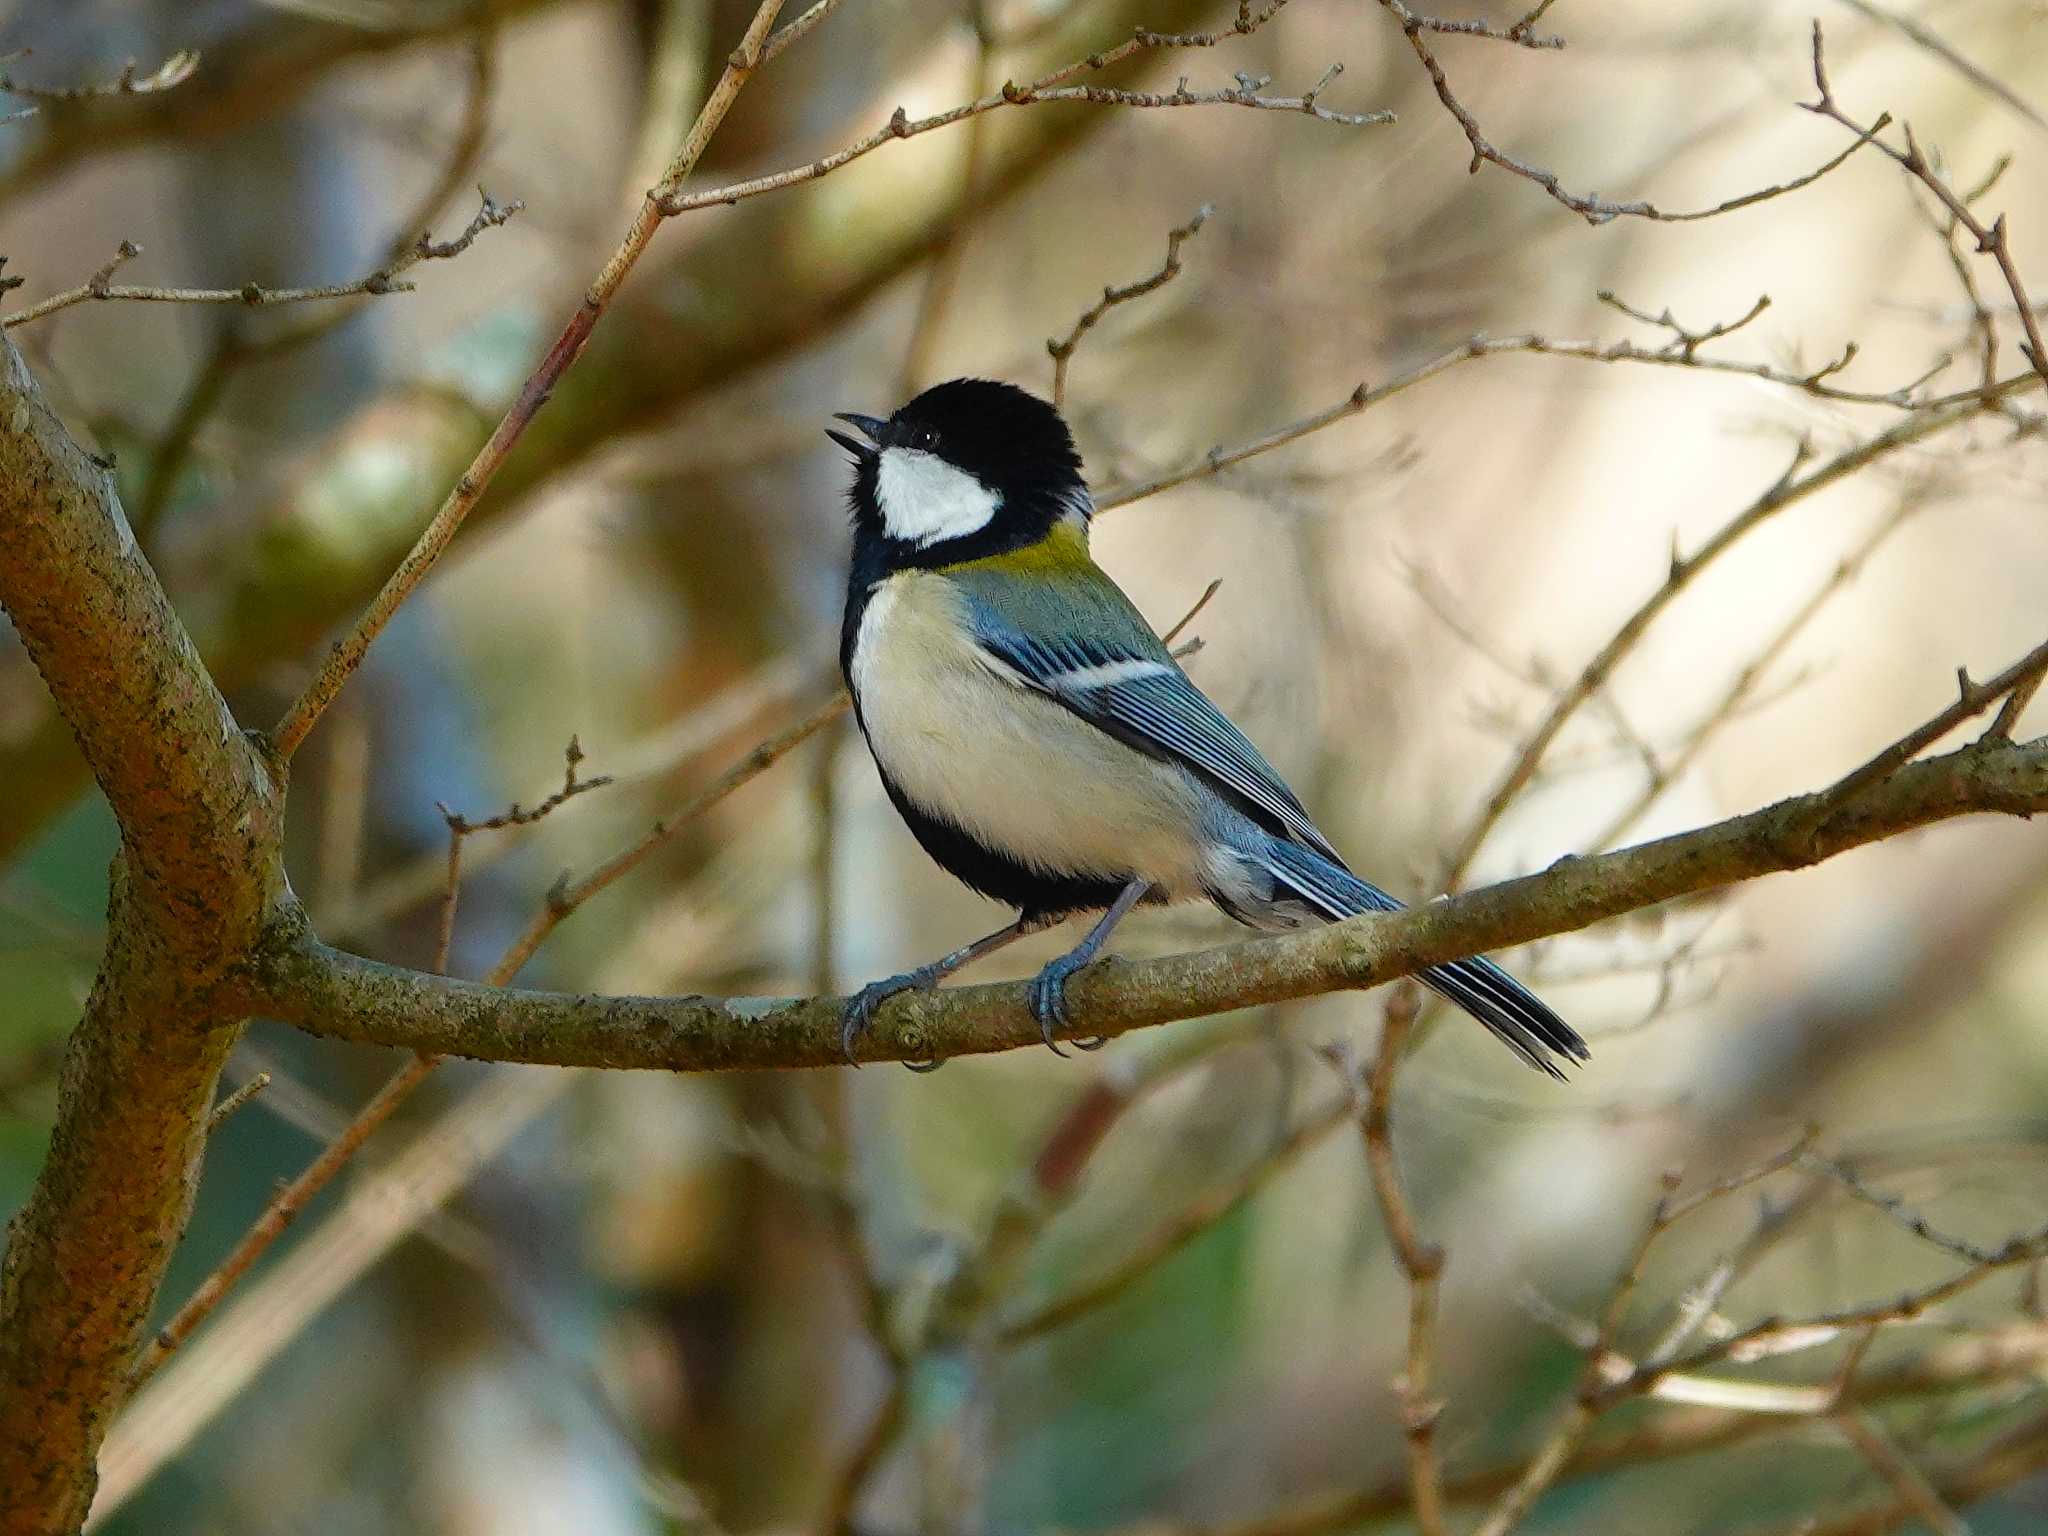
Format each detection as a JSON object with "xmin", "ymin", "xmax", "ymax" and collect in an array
[
  {"xmin": 1329, "ymin": 989, "xmax": 1449, "ymax": 1536},
  {"xmin": 1595, "ymin": 1205, "xmax": 2048, "ymax": 1409},
  {"xmin": 1790, "ymin": 632, "xmax": 2048, "ymax": 842},
  {"xmin": 269, "ymin": 0, "xmax": 795, "ymax": 761},
  {"xmin": 111, "ymin": 211, "xmax": 474, "ymax": 332},
  {"xmin": 1505, "ymin": 0, "xmax": 1562, "ymax": 44},
  {"xmin": 1597, "ymin": 289, "xmax": 1773, "ymax": 360},
  {"xmin": 128, "ymin": 1053, "xmax": 438, "ymax": 1392},
  {"xmin": 1836, "ymin": 0, "xmax": 2045, "ymax": 132},
  {"xmin": 996, "ymin": 1096, "xmax": 1353, "ymax": 1343},
  {"xmin": 1049, "ymin": 204, "xmax": 1211, "ymax": 407},
  {"xmin": 1829, "ymin": 1410, "xmax": 1973, "ymax": 1536},
  {"xmin": 0, "ymin": 48, "xmax": 198, "ymax": 101},
  {"xmin": 1473, "ymin": 1133, "xmax": 1816, "ymax": 1536},
  {"xmin": 762, "ymin": 0, "xmax": 853, "ymax": 67},
  {"xmin": 1589, "ymin": 494, "xmax": 1922, "ymax": 851},
  {"xmin": 1136, "ymin": 1324, "xmax": 2048, "ymax": 1536},
  {"xmin": 1371, "ymin": 2, "xmax": 1881, "ymax": 225},
  {"xmin": 1, "ymin": 187, "xmax": 520, "ymax": 330},
  {"xmin": 1987, "ymin": 672, "xmax": 2043, "ymax": 740},
  {"xmin": 491, "ymin": 691, "xmax": 850, "ymax": 986},
  {"xmin": 656, "ymin": 6, "xmax": 1388, "ymax": 217},
  {"xmin": 1436, "ymin": 376, "xmax": 2039, "ymax": 893},
  {"xmin": 205, "ymin": 1073, "xmax": 270, "ymax": 1135},
  {"xmin": 1805, "ymin": 21, "xmax": 2048, "ymax": 390},
  {"xmin": 1160, "ymin": 577, "xmax": 1224, "ymax": 646},
  {"xmin": 437, "ymin": 735, "xmax": 612, "ymax": 840},
  {"xmin": 326, "ymin": 657, "xmax": 816, "ymax": 944},
  {"xmin": 1096, "ymin": 325, "xmax": 2034, "ymax": 516},
  {"xmin": 1805, "ymin": 1151, "xmax": 2011, "ymax": 1268},
  {"xmin": 131, "ymin": 738, "xmax": 613, "ymax": 1388}
]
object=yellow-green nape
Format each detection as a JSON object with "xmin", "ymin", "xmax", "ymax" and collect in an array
[{"xmin": 940, "ymin": 519, "xmax": 1093, "ymax": 577}]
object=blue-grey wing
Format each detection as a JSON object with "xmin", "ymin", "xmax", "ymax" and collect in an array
[{"xmin": 961, "ymin": 594, "xmax": 1346, "ymax": 865}]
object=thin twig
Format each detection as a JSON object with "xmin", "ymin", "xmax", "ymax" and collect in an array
[
  {"xmin": 269, "ymin": 0, "xmax": 795, "ymax": 761},
  {"xmin": 489, "ymin": 691, "xmax": 850, "ymax": 986},
  {"xmin": 1329, "ymin": 989, "xmax": 1449, "ymax": 1536},
  {"xmin": 131, "ymin": 738, "xmax": 615, "ymax": 1388},
  {"xmin": 1160, "ymin": 577, "xmax": 1223, "ymax": 645},
  {"xmin": 1597, "ymin": 1220, "xmax": 2048, "ymax": 1404},
  {"xmin": 438, "ymin": 735, "xmax": 612, "ymax": 839},
  {"xmin": 1829, "ymin": 1410, "xmax": 1974, "ymax": 1536},
  {"xmin": 1597, "ymin": 289, "xmax": 1773, "ymax": 360},
  {"xmin": 205, "ymin": 1073, "xmax": 271, "ymax": 1135},
  {"xmin": 1436, "ymin": 382, "xmax": 2031, "ymax": 892},
  {"xmin": 1137, "ymin": 1323, "xmax": 2048, "ymax": 1536},
  {"xmin": 1589, "ymin": 494, "xmax": 1923, "ymax": 851},
  {"xmin": 128, "ymin": 1052, "xmax": 438, "ymax": 1392},
  {"xmin": 656, "ymin": 5, "xmax": 1387, "ymax": 217},
  {"xmin": 1371, "ymin": 2, "xmax": 1880, "ymax": 225},
  {"xmin": 1836, "ymin": 0, "xmax": 2045, "ymax": 132},
  {"xmin": 1473, "ymin": 1132, "xmax": 1816, "ymax": 1536},
  {"xmin": 1805, "ymin": 1152, "xmax": 2009, "ymax": 1268},
  {"xmin": 996, "ymin": 1096, "xmax": 1353, "ymax": 1344},
  {"xmin": 1805, "ymin": 21, "xmax": 2048, "ymax": 390},
  {"xmin": 1788, "ymin": 632, "xmax": 2048, "ymax": 844},
  {"xmin": 325, "ymin": 657, "xmax": 816, "ymax": 944},
  {"xmin": 0, "ymin": 48, "xmax": 198, "ymax": 101},
  {"xmin": 1049, "ymin": 204, "xmax": 1212, "ymax": 407},
  {"xmin": 761, "ymin": 0, "xmax": 852, "ymax": 67},
  {"xmin": 434, "ymin": 736, "xmax": 611, "ymax": 969},
  {"xmin": 1, "ymin": 188, "xmax": 521, "ymax": 330},
  {"xmin": 1094, "ymin": 326, "xmax": 2035, "ymax": 516},
  {"xmin": 1987, "ymin": 672, "xmax": 2043, "ymax": 740}
]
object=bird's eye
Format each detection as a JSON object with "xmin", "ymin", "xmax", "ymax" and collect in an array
[{"xmin": 910, "ymin": 424, "xmax": 939, "ymax": 451}]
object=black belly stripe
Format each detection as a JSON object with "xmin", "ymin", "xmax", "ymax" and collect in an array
[{"xmin": 871, "ymin": 761, "xmax": 1136, "ymax": 920}]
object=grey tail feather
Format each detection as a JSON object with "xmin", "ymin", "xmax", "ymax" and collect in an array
[{"xmin": 1258, "ymin": 839, "xmax": 1589, "ymax": 1080}]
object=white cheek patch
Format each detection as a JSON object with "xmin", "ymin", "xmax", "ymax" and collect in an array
[{"xmin": 875, "ymin": 447, "xmax": 1002, "ymax": 546}]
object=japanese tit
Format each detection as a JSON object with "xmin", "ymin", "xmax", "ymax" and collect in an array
[{"xmin": 830, "ymin": 378, "xmax": 1586, "ymax": 1078}]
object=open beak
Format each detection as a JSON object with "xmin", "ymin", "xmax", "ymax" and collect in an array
[{"xmin": 826, "ymin": 412, "xmax": 886, "ymax": 461}]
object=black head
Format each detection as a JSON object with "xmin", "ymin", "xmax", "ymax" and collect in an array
[{"xmin": 830, "ymin": 378, "xmax": 1089, "ymax": 568}]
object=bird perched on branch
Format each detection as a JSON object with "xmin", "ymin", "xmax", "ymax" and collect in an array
[{"xmin": 830, "ymin": 378, "xmax": 1585, "ymax": 1077}]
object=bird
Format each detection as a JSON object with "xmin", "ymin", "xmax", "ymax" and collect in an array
[{"xmin": 828, "ymin": 378, "xmax": 1587, "ymax": 1078}]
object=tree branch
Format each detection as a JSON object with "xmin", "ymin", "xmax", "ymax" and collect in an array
[
  {"xmin": 0, "ymin": 190, "xmax": 520, "ymax": 329},
  {"xmin": 0, "ymin": 48, "xmax": 199, "ymax": 103},
  {"xmin": 0, "ymin": 328, "xmax": 281, "ymax": 1530},
  {"xmin": 1371, "ymin": 0, "xmax": 1881, "ymax": 225},
  {"xmin": 253, "ymin": 734, "xmax": 2048, "ymax": 1070},
  {"xmin": 654, "ymin": 4, "xmax": 1386, "ymax": 216},
  {"xmin": 267, "ymin": 0, "xmax": 792, "ymax": 760}
]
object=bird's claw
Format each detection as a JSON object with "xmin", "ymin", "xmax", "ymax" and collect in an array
[
  {"xmin": 841, "ymin": 969, "xmax": 944, "ymax": 1070},
  {"xmin": 1030, "ymin": 953, "xmax": 1107, "ymax": 1056}
]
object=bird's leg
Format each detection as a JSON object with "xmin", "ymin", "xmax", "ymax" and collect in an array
[
  {"xmin": 1031, "ymin": 880, "xmax": 1149, "ymax": 1056},
  {"xmin": 842, "ymin": 914, "xmax": 1050, "ymax": 1067}
]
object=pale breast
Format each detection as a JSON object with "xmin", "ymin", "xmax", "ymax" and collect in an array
[{"xmin": 849, "ymin": 572, "xmax": 1214, "ymax": 898}]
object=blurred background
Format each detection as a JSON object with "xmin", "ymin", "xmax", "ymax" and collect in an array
[{"xmin": 3, "ymin": 0, "xmax": 2048, "ymax": 1530}]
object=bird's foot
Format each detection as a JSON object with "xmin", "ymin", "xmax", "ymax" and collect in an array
[
  {"xmin": 841, "ymin": 968, "xmax": 946, "ymax": 1071},
  {"xmin": 1029, "ymin": 950, "xmax": 1108, "ymax": 1057}
]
